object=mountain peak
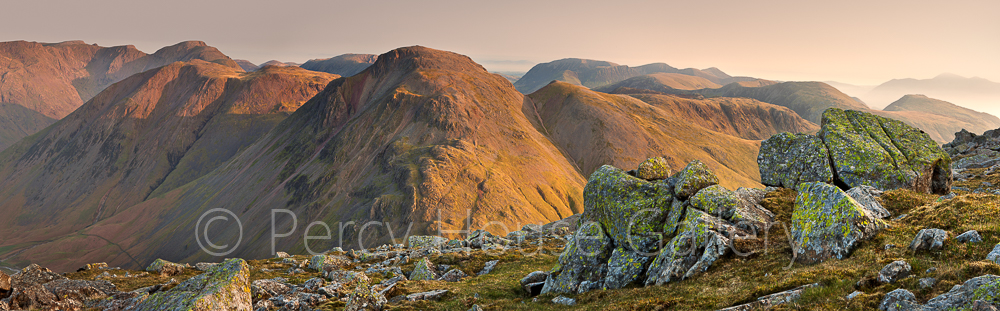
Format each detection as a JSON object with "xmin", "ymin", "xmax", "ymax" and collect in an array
[
  {"xmin": 369, "ymin": 46, "xmax": 487, "ymax": 76},
  {"xmin": 934, "ymin": 73, "xmax": 965, "ymax": 80}
]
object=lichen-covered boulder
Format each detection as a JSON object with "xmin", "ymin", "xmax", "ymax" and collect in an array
[
  {"xmin": 133, "ymin": 258, "xmax": 251, "ymax": 311},
  {"xmin": 910, "ymin": 229, "xmax": 948, "ymax": 252},
  {"xmin": 924, "ymin": 275, "xmax": 1000, "ymax": 310},
  {"xmin": 791, "ymin": 182, "xmax": 886, "ymax": 264},
  {"xmin": 846, "ymin": 185, "xmax": 891, "ymax": 219},
  {"xmin": 540, "ymin": 222, "xmax": 613, "ymax": 294},
  {"xmin": 636, "ymin": 157, "xmax": 672, "ymax": 180},
  {"xmin": 582, "ymin": 165, "xmax": 673, "ymax": 252},
  {"xmin": 409, "ymin": 258, "xmax": 438, "ymax": 281},
  {"xmin": 602, "ymin": 247, "xmax": 651, "ymax": 290},
  {"xmin": 673, "ymin": 160, "xmax": 719, "ymax": 199},
  {"xmin": 645, "ymin": 208, "xmax": 747, "ymax": 286},
  {"xmin": 662, "ymin": 199, "xmax": 688, "ymax": 238},
  {"xmin": 819, "ymin": 108, "xmax": 952, "ymax": 194},
  {"xmin": 407, "ymin": 235, "xmax": 448, "ymax": 249},
  {"xmin": 878, "ymin": 261, "xmax": 911, "ymax": 284},
  {"xmin": 880, "ymin": 288, "xmax": 922, "ymax": 311},
  {"xmin": 689, "ymin": 185, "xmax": 740, "ymax": 220},
  {"xmin": 439, "ymin": 269, "xmax": 467, "ymax": 282},
  {"xmin": 758, "ymin": 132, "xmax": 833, "ymax": 190}
]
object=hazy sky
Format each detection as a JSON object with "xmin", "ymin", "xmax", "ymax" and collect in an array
[{"xmin": 3, "ymin": 0, "xmax": 997, "ymax": 85}]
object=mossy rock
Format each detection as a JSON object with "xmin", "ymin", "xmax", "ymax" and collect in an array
[
  {"xmin": 133, "ymin": 258, "xmax": 251, "ymax": 311},
  {"xmin": 673, "ymin": 160, "xmax": 719, "ymax": 199},
  {"xmin": 541, "ymin": 222, "xmax": 613, "ymax": 294},
  {"xmin": 689, "ymin": 185, "xmax": 740, "ymax": 220},
  {"xmin": 636, "ymin": 157, "xmax": 672, "ymax": 180},
  {"xmin": 790, "ymin": 182, "xmax": 886, "ymax": 264},
  {"xmin": 409, "ymin": 258, "xmax": 438, "ymax": 281},
  {"xmin": 582, "ymin": 165, "xmax": 673, "ymax": 252},
  {"xmin": 758, "ymin": 132, "xmax": 833, "ymax": 190},
  {"xmin": 819, "ymin": 108, "xmax": 951, "ymax": 194}
]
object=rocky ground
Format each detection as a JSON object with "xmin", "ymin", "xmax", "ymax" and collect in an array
[{"xmin": 5, "ymin": 108, "xmax": 1000, "ymax": 310}]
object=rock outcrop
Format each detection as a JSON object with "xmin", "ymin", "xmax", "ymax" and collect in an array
[
  {"xmin": 790, "ymin": 182, "xmax": 886, "ymax": 264},
  {"xmin": 760, "ymin": 108, "xmax": 952, "ymax": 194},
  {"xmin": 133, "ymin": 258, "xmax": 251, "ymax": 310}
]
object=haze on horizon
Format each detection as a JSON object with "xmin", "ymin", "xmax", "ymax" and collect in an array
[{"xmin": 1, "ymin": 0, "xmax": 997, "ymax": 86}]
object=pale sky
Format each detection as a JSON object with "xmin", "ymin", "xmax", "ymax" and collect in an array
[{"xmin": 2, "ymin": 0, "xmax": 998, "ymax": 85}]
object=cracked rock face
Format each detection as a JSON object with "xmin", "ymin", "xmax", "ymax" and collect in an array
[
  {"xmin": 791, "ymin": 182, "xmax": 887, "ymax": 264},
  {"xmin": 819, "ymin": 108, "xmax": 951, "ymax": 194}
]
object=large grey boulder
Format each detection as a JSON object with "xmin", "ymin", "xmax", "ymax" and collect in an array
[
  {"xmin": 758, "ymin": 132, "xmax": 833, "ymax": 190},
  {"xmin": 910, "ymin": 229, "xmax": 948, "ymax": 252},
  {"xmin": 878, "ymin": 260, "xmax": 911, "ymax": 284},
  {"xmin": 790, "ymin": 182, "xmax": 886, "ymax": 264},
  {"xmin": 540, "ymin": 222, "xmax": 613, "ymax": 294},
  {"xmin": 819, "ymin": 108, "xmax": 952, "ymax": 194},
  {"xmin": 133, "ymin": 258, "xmax": 251, "ymax": 311},
  {"xmin": 582, "ymin": 164, "xmax": 673, "ymax": 252},
  {"xmin": 924, "ymin": 275, "xmax": 1000, "ymax": 310},
  {"xmin": 880, "ymin": 288, "xmax": 923, "ymax": 311}
]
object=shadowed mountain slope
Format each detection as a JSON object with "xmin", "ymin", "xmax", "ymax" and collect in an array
[
  {"xmin": 0, "ymin": 103, "xmax": 56, "ymax": 152},
  {"xmin": 0, "ymin": 40, "xmax": 240, "ymax": 119},
  {"xmin": 234, "ymin": 59, "xmax": 259, "ymax": 72},
  {"xmin": 0, "ymin": 61, "xmax": 336, "ymax": 270},
  {"xmin": 8, "ymin": 46, "xmax": 587, "ymax": 271},
  {"xmin": 525, "ymin": 81, "xmax": 764, "ymax": 188},
  {"xmin": 301, "ymin": 54, "xmax": 378, "ymax": 77},
  {"xmin": 626, "ymin": 93, "xmax": 818, "ymax": 139},
  {"xmin": 595, "ymin": 73, "xmax": 722, "ymax": 93}
]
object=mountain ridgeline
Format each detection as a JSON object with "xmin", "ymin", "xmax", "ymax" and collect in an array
[{"xmin": 512, "ymin": 58, "xmax": 755, "ymax": 94}]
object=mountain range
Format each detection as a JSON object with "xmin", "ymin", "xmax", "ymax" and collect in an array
[
  {"xmin": 0, "ymin": 41, "xmax": 996, "ymax": 272},
  {"xmin": 829, "ymin": 74, "xmax": 1000, "ymax": 120}
]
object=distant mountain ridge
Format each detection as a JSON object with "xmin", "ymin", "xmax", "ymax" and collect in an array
[
  {"xmin": 512, "ymin": 58, "xmax": 755, "ymax": 94},
  {"xmin": 873, "ymin": 94, "xmax": 1000, "ymax": 142},
  {"xmin": 0, "ymin": 103, "xmax": 55, "ymax": 151},
  {"xmin": 300, "ymin": 53, "xmax": 378, "ymax": 77}
]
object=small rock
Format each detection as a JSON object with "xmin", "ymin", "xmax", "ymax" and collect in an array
[
  {"xmin": 879, "ymin": 288, "xmax": 920, "ymax": 311},
  {"xmin": 673, "ymin": 160, "xmax": 719, "ymax": 199},
  {"xmin": 408, "ymin": 235, "xmax": 449, "ymax": 249},
  {"xmin": 885, "ymin": 244, "xmax": 896, "ymax": 250},
  {"xmin": 520, "ymin": 271, "xmax": 549, "ymax": 286},
  {"xmin": 405, "ymin": 289, "xmax": 448, "ymax": 301},
  {"xmin": 468, "ymin": 304, "xmax": 484, "ymax": 311},
  {"xmin": 552, "ymin": 296, "xmax": 577, "ymax": 306},
  {"xmin": 956, "ymin": 230, "xmax": 983, "ymax": 243},
  {"xmin": 275, "ymin": 252, "xmax": 291, "ymax": 258},
  {"xmin": 478, "ymin": 260, "xmax": 499, "ymax": 276},
  {"xmin": 194, "ymin": 262, "xmax": 218, "ymax": 271},
  {"xmin": 83, "ymin": 262, "xmax": 109, "ymax": 270},
  {"xmin": 0, "ymin": 270, "xmax": 10, "ymax": 294},
  {"xmin": 439, "ymin": 269, "xmax": 468, "ymax": 282},
  {"xmin": 919, "ymin": 278, "xmax": 937, "ymax": 289},
  {"xmin": 940, "ymin": 193, "xmax": 957, "ymax": 200},
  {"xmin": 636, "ymin": 156, "xmax": 672, "ymax": 180},
  {"xmin": 910, "ymin": 228, "xmax": 948, "ymax": 252},
  {"xmin": 145, "ymin": 259, "xmax": 186, "ymax": 277},
  {"xmin": 847, "ymin": 291, "xmax": 863, "ymax": 300},
  {"xmin": 988, "ymin": 244, "xmax": 1000, "ymax": 264},
  {"xmin": 330, "ymin": 247, "xmax": 344, "ymax": 253},
  {"xmin": 878, "ymin": 261, "xmax": 911, "ymax": 284},
  {"xmin": 409, "ymin": 258, "xmax": 438, "ymax": 281}
]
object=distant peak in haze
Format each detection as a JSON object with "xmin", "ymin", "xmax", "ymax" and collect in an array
[{"xmin": 934, "ymin": 73, "xmax": 965, "ymax": 80}]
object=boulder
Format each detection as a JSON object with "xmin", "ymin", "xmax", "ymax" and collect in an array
[
  {"xmin": 790, "ymin": 182, "xmax": 886, "ymax": 264},
  {"xmin": 552, "ymin": 296, "xmax": 577, "ymax": 306},
  {"xmin": 83, "ymin": 262, "xmax": 109, "ymax": 270},
  {"xmin": 910, "ymin": 229, "xmax": 948, "ymax": 252},
  {"xmin": 328, "ymin": 270, "xmax": 369, "ymax": 284},
  {"xmin": 846, "ymin": 185, "xmax": 891, "ymax": 219},
  {"xmin": 582, "ymin": 165, "xmax": 672, "ymax": 252},
  {"xmin": 194, "ymin": 263, "xmax": 218, "ymax": 271},
  {"xmin": 409, "ymin": 258, "xmax": 438, "ymax": 281},
  {"xmin": 880, "ymin": 288, "xmax": 922, "ymax": 311},
  {"xmin": 308, "ymin": 254, "xmax": 349, "ymax": 271},
  {"xmin": 645, "ymin": 209, "xmax": 744, "ymax": 286},
  {"xmin": 404, "ymin": 289, "xmax": 448, "ymax": 301},
  {"xmin": 133, "ymin": 258, "xmax": 251, "ymax": 311},
  {"xmin": 603, "ymin": 247, "xmax": 651, "ymax": 290},
  {"xmin": 145, "ymin": 259, "xmax": 187, "ymax": 276},
  {"xmin": 0, "ymin": 270, "xmax": 10, "ymax": 297},
  {"xmin": 636, "ymin": 157, "xmax": 672, "ymax": 180},
  {"xmin": 689, "ymin": 185, "xmax": 740, "ymax": 220},
  {"xmin": 439, "ymin": 269, "xmax": 467, "ymax": 282},
  {"xmin": 250, "ymin": 278, "xmax": 291, "ymax": 301},
  {"xmin": 819, "ymin": 108, "xmax": 951, "ymax": 194},
  {"xmin": 919, "ymin": 278, "xmax": 937, "ymax": 289},
  {"xmin": 924, "ymin": 275, "xmax": 1000, "ymax": 310},
  {"xmin": 540, "ymin": 222, "xmax": 613, "ymax": 294},
  {"xmin": 878, "ymin": 261, "xmax": 912, "ymax": 284},
  {"xmin": 11, "ymin": 264, "xmax": 65, "ymax": 287},
  {"xmin": 758, "ymin": 132, "xmax": 833, "ymax": 190},
  {"xmin": 673, "ymin": 160, "xmax": 719, "ymax": 199},
  {"xmin": 957, "ymin": 230, "xmax": 983, "ymax": 243},
  {"xmin": 407, "ymin": 235, "xmax": 448, "ymax": 249},
  {"xmin": 520, "ymin": 271, "xmax": 549, "ymax": 292}
]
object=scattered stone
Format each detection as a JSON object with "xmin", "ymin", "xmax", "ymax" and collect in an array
[
  {"xmin": 879, "ymin": 288, "xmax": 920, "ymax": 311},
  {"xmin": 405, "ymin": 289, "xmax": 448, "ymax": 301},
  {"xmin": 132, "ymin": 258, "xmax": 251, "ymax": 311},
  {"xmin": 790, "ymin": 182, "xmax": 886, "ymax": 264},
  {"xmin": 478, "ymin": 260, "xmax": 499, "ymax": 276},
  {"xmin": 719, "ymin": 283, "xmax": 820, "ymax": 311},
  {"xmin": 194, "ymin": 262, "xmax": 218, "ymax": 271},
  {"xmin": 919, "ymin": 278, "xmax": 937, "ymax": 289},
  {"xmin": 344, "ymin": 276, "xmax": 387, "ymax": 311},
  {"xmin": 552, "ymin": 296, "xmax": 577, "ymax": 306},
  {"xmin": 957, "ymin": 230, "xmax": 983, "ymax": 243},
  {"xmin": 275, "ymin": 252, "xmax": 291, "ymax": 258},
  {"xmin": 328, "ymin": 271, "xmax": 369, "ymax": 284},
  {"xmin": 878, "ymin": 261, "xmax": 912, "ymax": 284},
  {"xmin": 145, "ymin": 259, "xmax": 187, "ymax": 277},
  {"xmin": 309, "ymin": 254, "xmax": 349, "ymax": 271},
  {"xmin": 910, "ymin": 228, "xmax": 948, "ymax": 252},
  {"xmin": 468, "ymin": 304, "xmax": 483, "ymax": 311},
  {"xmin": 758, "ymin": 132, "xmax": 834, "ymax": 190},
  {"xmin": 409, "ymin": 258, "xmax": 439, "ymax": 281},
  {"xmin": 673, "ymin": 160, "xmax": 720, "ymax": 199},
  {"xmin": 83, "ymin": 262, "xmax": 109, "ymax": 270},
  {"xmin": 407, "ymin": 235, "xmax": 449, "ymax": 249},
  {"xmin": 439, "ymin": 269, "xmax": 467, "ymax": 282},
  {"xmin": 636, "ymin": 156, "xmax": 672, "ymax": 180},
  {"xmin": 251, "ymin": 278, "xmax": 291, "ymax": 301},
  {"xmin": 847, "ymin": 291, "xmax": 863, "ymax": 300}
]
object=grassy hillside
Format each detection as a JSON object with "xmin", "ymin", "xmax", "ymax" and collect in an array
[
  {"xmin": 699, "ymin": 81, "xmax": 870, "ymax": 123},
  {"xmin": 0, "ymin": 103, "xmax": 55, "ymax": 151}
]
